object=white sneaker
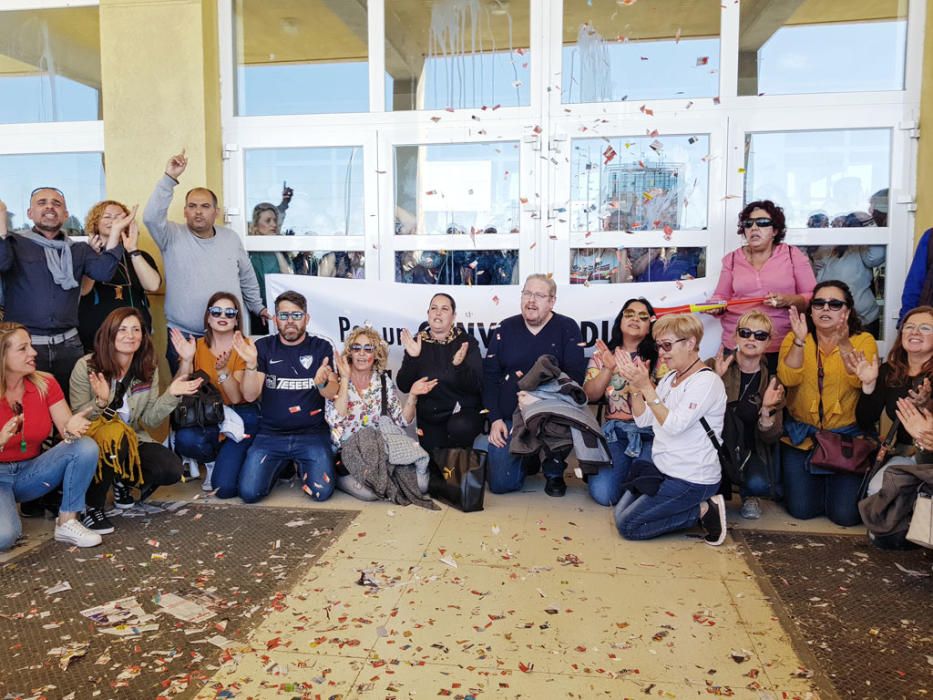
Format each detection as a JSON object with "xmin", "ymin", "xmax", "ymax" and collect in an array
[
  {"xmin": 183, "ymin": 457, "xmax": 200, "ymax": 480},
  {"xmin": 54, "ymin": 519, "xmax": 103, "ymax": 548},
  {"xmin": 202, "ymin": 462, "xmax": 215, "ymax": 492}
]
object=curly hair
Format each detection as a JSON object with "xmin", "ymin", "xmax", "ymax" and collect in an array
[
  {"xmin": 342, "ymin": 327, "xmax": 388, "ymax": 373},
  {"xmin": 84, "ymin": 200, "xmax": 130, "ymax": 236},
  {"xmin": 738, "ymin": 200, "xmax": 787, "ymax": 245},
  {"xmin": 886, "ymin": 306, "xmax": 933, "ymax": 387}
]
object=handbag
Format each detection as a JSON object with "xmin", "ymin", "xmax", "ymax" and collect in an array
[
  {"xmin": 905, "ymin": 487, "xmax": 933, "ymax": 549},
  {"xmin": 809, "ymin": 350, "xmax": 876, "ymax": 474},
  {"xmin": 85, "ymin": 375, "xmax": 143, "ymax": 485},
  {"xmin": 428, "ymin": 447, "xmax": 486, "ymax": 512},
  {"xmin": 171, "ymin": 370, "xmax": 225, "ymax": 430}
]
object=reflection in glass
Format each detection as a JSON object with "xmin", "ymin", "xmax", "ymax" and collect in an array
[
  {"xmin": 744, "ymin": 130, "xmax": 891, "ymax": 229},
  {"xmin": 562, "ymin": 0, "xmax": 720, "ymax": 103},
  {"xmin": 571, "ymin": 135, "xmax": 709, "ymax": 233},
  {"xmin": 571, "ymin": 247, "xmax": 705, "ymax": 284},
  {"xmin": 395, "ymin": 142, "xmax": 520, "ymax": 236},
  {"xmin": 386, "ymin": 0, "xmax": 530, "ymax": 111},
  {"xmin": 234, "ymin": 0, "xmax": 369, "ymax": 115},
  {"xmin": 0, "ymin": 7, "xmax": 102, "ymax": 124},
  {"xmin": 0, "ymin": 152, "xmax": 104, "ymax": 234},
  {"xmin": 245, "ymin": 147, "xmax": 364, "ymax": 236},
  {"xmin": 396, "ymin": 250, "xmax": 518, "ymax": 285},
  {"xmin": 739, "ymin": 0, "xmax": 907, "ymax": 96}
]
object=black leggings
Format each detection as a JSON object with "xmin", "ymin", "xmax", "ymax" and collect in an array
[
  {"xmin": 86, "ymin": 440, "xmax": 183, "ymax": 509},
  {"xmin": 417, "ymin": 410, "xmax": 485, "ymax": 452}
]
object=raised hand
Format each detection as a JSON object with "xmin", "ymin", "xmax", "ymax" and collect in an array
[
  {"xmin": 313, "ymin": 357, "xmax": 331, "ymax": 385},
  {"xmin": 334, "ymin": 351, "xmax": 350, "ymax": 378},
  {"xmin": 410, "ymin": 376, "xmax": 439, "ymax": 396},
  {"xmin": 118, "ymin": 206, "xmax": 141, "ymax": 251},
  {"xmin": 282, "ymin": 184, "xmax": 294, "ymax": 203},
  {"xmin": 232, "ymin": 331, "xmax": 258, "ymax": 367},
  {"xmin": 214, "ymin": 349, "xmax": 230, "ymax": 371},
  {"xmin": 169, "ymin": 374, "xmax": 203, "ymax": 397},
  {"xmin": 88, "ymin": 371, "xmax": 111, "ymax": 405},
  {"xmin": 713, "ymin": 345, "xmax": 734, "ymax": 377},
  {"xmin": 165, "ymin": 149, "xmax": 188, "ymax": 180},
  {"xmin": 617, "ymin": 352, "xmax": 652, "ymax": 392},
  {"xmin": 400, "ymin": 328, "xmax": 422, "ymax": 358},
  {"xmin": 593, "ymin": 339, "xmax": 616, "ymax": 370},
  {"xmin": 908, "ymin": 377, "xmax": 932, "ymax": 407},
  {"xmin": 761, "ymin": 376, "xmax": 784, "ymax": 410},
  {"xmin": 851, "ymin": 353, "xmax": 879, "ymax": 385},
  {"xmin": 170, "ymin": 328, "xmax": 196, "ymax": 363},
  {"xmin": 896, "ymin": 397, "xmax": 933, "ymax": 444},
  {"xmin": 489, "ymin": 418, "xmax": 509, "ymax": 448},
  {"xmin": 788, "ymin": 306, "xmax": 809, "ymax": 343},
  {"xmin": 451, "ymin": 341, "xmax": 469, "ymax": 367}
]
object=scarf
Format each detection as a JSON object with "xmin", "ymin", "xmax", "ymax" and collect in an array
[{"xmin": 16, "ymin": 229, "xmax": 78, "ymax": 290}]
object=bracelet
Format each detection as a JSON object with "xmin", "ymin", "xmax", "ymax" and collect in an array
[
  {"xmin": 315, "ymin": 379, "xmax": 329, "ymax": 391},
  {"xmin": 128, "ymin": 250, "xmax": 143, "ymax": 258},
  {"xmin": 244, "ymin": 366, "xmax": 258, "ymax": 372},
  {"xmin": 793, "ymin": 339, "xmax": 805, "ymax": 347},
  {"xmin": 914, "ymin": 438, "xmax": 928, "ymax": 452}
]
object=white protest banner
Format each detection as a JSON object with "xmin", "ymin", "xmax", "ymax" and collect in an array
[{"xmin": 265, "ymin": 275, "xmax": 726, "ymax": 375}]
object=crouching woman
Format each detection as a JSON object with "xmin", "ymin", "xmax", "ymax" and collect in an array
[{"xmin": 614, "ymin": 314, "xmax": 730, "ymax": 545}]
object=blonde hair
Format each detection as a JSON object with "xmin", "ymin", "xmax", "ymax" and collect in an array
[
  {"xmin": 735, "ymin": 310, "xmax": 773, "ymax": 334},
  {"xmin": 0, "ymin": 323, "xmax": 49, "ymax": 397},
  {"xmin": 653, "ymin": 313, "xmax": 703, "ymax": 348},
  {"xmin": 84, "ymin": 200, "xmax": 130, "ymax": 236},
  {"xmin": 523, "ymin": 273, "xmax": 556, "ymax": 298},
  {"xmin": 342, "ymin": 327, "xmax": 388, "ymax": 373}
]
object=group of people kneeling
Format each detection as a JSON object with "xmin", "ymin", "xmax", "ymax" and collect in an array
[{"xmin": 1, "ymin": 274, "xmax": 930, "ymax": 552}]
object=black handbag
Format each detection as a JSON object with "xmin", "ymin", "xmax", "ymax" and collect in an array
[
  {"xmin": 428, "ymin": 447, "xmax": 486, "ymax": 512},
  {"xmin": 171, "ymin": 370, "xmax": 225, "ymax": 429}
]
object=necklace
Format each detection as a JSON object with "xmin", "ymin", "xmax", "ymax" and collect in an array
[{"xmin": 672, "ymin": 357, "xmax": 702, "ymax": 387}]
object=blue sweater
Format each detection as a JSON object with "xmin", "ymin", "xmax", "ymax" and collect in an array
[
  {"xmin": 482, "ymin": 313, "xmax": 586, "ymax": 423},
  {"xmin": 901, "ymin": 228, "xmax": 932, "ymax": 322}
]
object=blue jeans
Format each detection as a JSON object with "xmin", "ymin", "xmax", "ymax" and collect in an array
[
  {"xmin": 174, "ymin": 404, "xmax": 260, "ymax": 498},
  {"xmin": 781, "ymin": 445, "xmax": 862, "ymax": 526},
  {"xmin": 589, "ymin": 422, "xmax": 652, "ymax": 507},
  {"xmin": 487, "ymin": 419, "xmax": 565, "ymax": 494},
  {"xmin": 0, "ymin": 438, "xmax": 99, "ymax": 551},
  {"xmin": 238, "ymin": 431, "xmax": 335, "ymax": 504},
  {"xmin": 614, "ymin": 475, "xmax": 719, "ymax": 541},
  {"xmin": 165, "ymin": 328, "xmax": 203, "ymax": 376}
]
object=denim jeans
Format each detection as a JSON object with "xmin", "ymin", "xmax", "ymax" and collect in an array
[
  {"xmin": 614, "ymin": 475, "xmax": 719, "ymax": 541},
  {"xmin": 238, "ymin": 431, "xmax": 335, "ymax": 504},
  {"xmin": 0, "ymin": 438, "xmax": 99, "ymax": 551},
  {"xmin": 781, "ymin": 445, "xmax": 862, "ymax": 526},
  {"xmin": 589, "ymin": 421, "xmax": 652, "ymax": 507},
  {"xmin": 165, "ymin": 328, "xmax": 203, "ymax": 376},
  {"xmin": 33, "ymin": 333, "xmax": 84, "ymax": 403},
  {"xmin": 487, "ymin": 418, "xmax": 565, "ymax": 494},
  {"xmin": 175, "ymin": 404, "xmax": 260, "ymax": 498}
]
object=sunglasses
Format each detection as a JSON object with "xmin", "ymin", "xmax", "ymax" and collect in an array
[
  {"xmin": 276, "ymin": 311, "xmax": 306, "ymax": 321},
  {"xmin": 208, "ymin": 306, "xmax": 238, "ymax": 319},
  {"xmin": 656, "ymin": 338, "xmax": 687, "ymax": 352},
  {"xmin": 623, "ymin": 310, "xmax": 652, "ymax": 321},
  {"xmin": 350, "ymin": 344, "xmax": 376, "ymax": 354},
  {"xmin": 737, "ymin": 327, "xmax": 770, "ymax": 341},
  {"xmin": 742, "ymin": 217, "xmax": 773, "ymax": 229},
  {"xmin": 811, "ymin": 298, "xmax": 847, "ymax": 311}
]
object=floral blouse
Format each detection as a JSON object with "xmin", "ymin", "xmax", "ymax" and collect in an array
[
  {"xmin": 325, "ymin": 371, "xmax": 407, "ymax": 451},
  {"xmin": 585, "ymin": 352, "xmax": 669, "ymax": 422}
]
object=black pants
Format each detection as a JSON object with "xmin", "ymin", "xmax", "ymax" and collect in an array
[
  {"xmin": 33, "ymin": 334, "xmax": 84, "ymax": 403},
  {"xmin": 417, "ymin": 410, "xmax": 485, "ymax": 452},
  {"xmin": 86, "ymin": 441, "xmax": 183, "ymax": 509}
]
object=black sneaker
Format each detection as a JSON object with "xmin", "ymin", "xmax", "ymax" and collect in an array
[
  {"xmin": 112, "ymin": 481, "xmax": 135, "ymax": 509},
  {"xmin": 544, "ymin": 476, "xmax": 567, "ymax": 497},
  {"xmin": 20, "ymin": 499, "xmax": 47, "ymax": 518},
  {"xmin": 139, "ymin": 484, "xmax": 157, "ymax": 502},
  {"xmin": 82, "ymin": 508, "xmax": 115, "ymax": 534},
  {"xmin": 701, "ymin": 494, "xmax": 727, "ymax": 546}
]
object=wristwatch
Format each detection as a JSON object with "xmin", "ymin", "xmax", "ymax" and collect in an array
[
  {"xmin": 650, "ymin": 397, "xmax": 662, "ymax": 406},
  {"xmin": 217, "ymin": 372, "xmax": 229, "ymax": 383}
]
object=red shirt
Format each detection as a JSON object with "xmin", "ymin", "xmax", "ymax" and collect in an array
[{"xmin": 0, "ymin": 377, "xmax": 65, "ymax": 461}]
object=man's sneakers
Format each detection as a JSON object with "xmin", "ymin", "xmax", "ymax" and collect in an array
[
  {"xmin": 112, "ymin": 481, "xmax": 135, "ymax": 509},
  {"xmin": 82, "ymin": 508, "xmax": 115, "ymax": 535},
  {"xmin": 701, "ymin": 494, "xmax": 728, "ymax": 546},
  {"xmin": 54, "ymin": 518, "xmax": 102, "ymax": 548},
  {"xmin": 740, "ymin": 496, "xmax": 762, "ymax": 520},
  {"xmin": 544, "ymin": 476, "xmax": 567, "ymax": 497}
]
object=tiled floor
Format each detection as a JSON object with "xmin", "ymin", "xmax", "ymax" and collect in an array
[{"xmin": 5, "ymin": 474, "xmax": 834, "ymax": 698}]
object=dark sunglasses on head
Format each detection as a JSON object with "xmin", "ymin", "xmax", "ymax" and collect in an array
[
  {"xmin": 623, "ymin": 309, "xmax": 652, "ymax": 321},
  {"xmin": 656, "ymin": 338, "xmax": 687, "ymax": 352},
  {"xmin": 737, "ymin": 327, "xmax": 770, "ymax": 341},
  {"xmin": 811, "ymin": 298, "xmax": 847, "ymax": 311},
  {"xmin": 350, "ymin": 344, "xmax": 376, "ymax": 353},
  {"xmin": 742, "ymin": 217, "xmax": 773, "ymax": 229},
  {"xmin": 276, "ymin": 311, "xmax": 306, "ymax": 321},
  {"xmin": 208, "ymin": 306, "xmax": 238, "ymax": 319}
]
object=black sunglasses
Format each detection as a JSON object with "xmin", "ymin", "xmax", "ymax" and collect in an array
[
  {"xmin": 742, "ymin": 217, "xmax": 773, "ymax": 229},
  {"xmin": 657, "ymin": 338, "xmax": 687, "ymax": 352},
  {"xmin": 812, "ymin": 298, "xmax": 847, "ymax": 311},
  {"xmin": 208, "ymin": 306, "xmax": 238, "ymax": 319},
  {"xmin": 737, "ymin": 327, "xmax": 770, "ymax": 341}
]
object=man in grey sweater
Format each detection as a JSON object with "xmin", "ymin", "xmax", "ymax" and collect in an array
[{"xmin": 143, "ymin": 150, "xmax": 269, "ymax": 372}]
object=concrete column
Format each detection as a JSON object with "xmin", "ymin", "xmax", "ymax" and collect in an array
[{"xmin": 916, "ymin": 5, "xmax": 933, "ymax": 243}]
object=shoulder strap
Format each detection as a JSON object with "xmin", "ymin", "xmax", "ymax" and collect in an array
[
  {"xmin": 699, "ymin": 416, "xmax": 723, "ymax": 451},
  {"xmin": 379, "ymin": 372, "xmax": 388, "ymax": 416}
]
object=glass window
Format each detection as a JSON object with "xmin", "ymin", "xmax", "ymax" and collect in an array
[
  {"xmin": 394, "ymin": 142, "xmax": 520, "ymax": 236},
  {"xmin": 743, "ymin": 130, "xmax": 891, "ymax": 229},
  {"xmin": 0, "ymin": 152, "xmax": 105, "ymax": 234},
  {"xmin": 738, "ymin": 0, "xmax": 907, "ymax": 96},
  {"xmin": 0, "ymin": 7, "xmax": 102, "ymax": 124},
  {"xmin": 244, "ymin": 147, "xmax": 364, "ymax": 236},
  {"xmin": 571, "ymin": 246, "xmax": 706, "ymax": 284},
  {"xmin": 234, "ymin": 0, "xmax": 369, "ymax": 116},
  {"xmin": 801, "ymin": 244, "xmax": 886, "ymax": 339},
  {"xmin": 395, "ymin": 250, "xmax": 518, "ymax": 285},
  {"xmin": 562, "ymin": 0, "xmax": 720, "ymax": 103},
  {"xmin": 386, "ymin": 0, "xmax": 530, "ymax": 111},
  {"xmin": 570, "ymin": 134, "xmax": 709, "ymax": 234}
]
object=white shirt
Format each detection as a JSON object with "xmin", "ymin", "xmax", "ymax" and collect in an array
[{"xmin": 634, "ymin": 367, "xmax": 726, "ymax": 485}]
